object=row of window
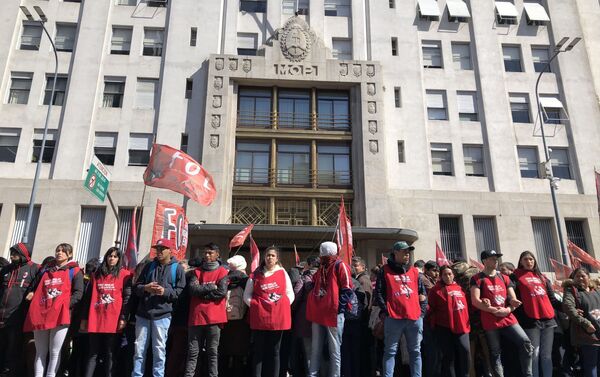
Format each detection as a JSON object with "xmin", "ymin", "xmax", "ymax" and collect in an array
[
  {"xmin": 401, "ymin": 142, "xmax": 572, "ymax": 180},
  {"xmin": 439, "ymin": 215, "xmax": 589, "ymax": 272},
  {"xmin": 240, "ymin": 0, "xmax": 348, "ymax": 17}
]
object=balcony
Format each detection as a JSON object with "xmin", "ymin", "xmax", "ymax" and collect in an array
[
  {"xmin": 233, "ymin": 168, "xmax": 352, "ymax": 188},
  {"xmin": 237, "ymin": 111, "xmax": 350, "ymax": 130}
]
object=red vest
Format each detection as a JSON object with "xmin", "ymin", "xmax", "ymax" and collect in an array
[
  {"xmin": 475, "ymin": 273, "xmax": 518, "ymax": 330},
  {"xmin": 428, "ymin": 282, "xmax": 470, "ymax": 334},
  {"xmin": 306, "ymin": 260, "xmax": 351, "ymax": 327},
  {"xmin": 513, "ymin": 269, "xmax": 555, "ymax": 320},
  {"xmin": 24, "ymin": 264, "xmax": 80, "ymax": 331},
  {"xmin": 188, "ymin": 266, "xmax": 229, "ymax": 326},
  {"xmin": 383, "ymin": 266, "xmax": 421, "ymax": 321},
  {"xmin": 87, "ymin": 269, "xmax": 132, "ymax": 333},
  {"xmin": 249, "ymin": 269, "xmax": 291, "ymax": 331}
]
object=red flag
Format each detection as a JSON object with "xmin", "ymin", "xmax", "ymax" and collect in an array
[
  {"xmin": 336, "ymin": 197, "xmax": 353, "ymax": 266},
  {"xmin": 552, "ymin": 280, "xmax": 564, "ymax": 294},
  {"xmin": 469, "ymin": 258, "xmax": 484, "ymax": 271},
  {"xmin": 229, "ymin": 224, "xmax": 254, "ymax": 249},
  {"xmin": 381, "ymin": 254, "xmax": 388, "ymax": 266},
  {"xmin": 124, "ymin": 207, "xmax": 138, "ymax": 271},
  {"xmin": 435, "ymin": 241, "xmax": 450, "ymax": 266},
  {"xmin": 249, "ymin": 236, "xmax": 260, "ymax": 272},
  {"xmin": 143, "ymin": 144, "xmax": 217, "ymax": 206},
  {"xmin": 568, "ymin": 241, "xmax": 600, "ymax": 270},
  {"xmin": 550, "ymin": 258, "xmax": 573, "ymax": 280},
  {"xmin": 294, "ymin": 245, "xmax": 300, "ymax": 266},
  {"xmin": 150, "ymin": 200, "xmax": 188, "ymax": 261},
  {"xmin": 596, "ymin": 169, "xmax": 600, "ymax": 214}
]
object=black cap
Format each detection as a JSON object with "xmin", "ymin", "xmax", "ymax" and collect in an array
[{"xmin": 480, "ymin": 250, "xmax": 503, "ymax": 260}]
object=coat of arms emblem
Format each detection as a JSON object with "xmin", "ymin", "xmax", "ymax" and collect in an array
[{"xmin": 279, "ymin": 17, "xmax": 313, "ymax": 62}]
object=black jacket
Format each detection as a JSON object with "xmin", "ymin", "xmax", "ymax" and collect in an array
[
  {"xmin": 0, "ymin": 243, "xmax": 39, "ymax": 327},
  {"xmin": 134, "ymin": 256, "xmax": 186, "ymax": 320},
  {"xmin": 188, "ymin": 260, "xmax": 229, "ymax": 301}
]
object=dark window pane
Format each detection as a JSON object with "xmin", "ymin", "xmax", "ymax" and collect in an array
[
  {"xmin": 237, "ymin": 48, "xmax": 257, "ymax": 56},
  {"xmin": 128, "ymin": 150, "xmax": 150, "ymax": 166},
  {"xmin": 504, "ymin": 60, "xmax": 522, "ymax": 72},
  {"xmin": 95, "ymin": 147, "xmax": 115, "ymax": 166},
  {"xmin": 240, "ymin": 1, "xmax": 267, "ymax": 12},
  {"xmin": 32, "ymin": 140, "xmax": 55, "ymax": 163}
]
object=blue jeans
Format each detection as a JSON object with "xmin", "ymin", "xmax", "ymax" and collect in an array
[
  {"xmin": 132, "ymin": 315, "xmax": 171, "ymax": 377},
  {"xmin": 525, "ymin": 325, "xmax": 555, "ymax": 377},
  {"xmin": 308, "ymin": 314, "xmax": 345, "ymax": 377},
  {"xmin": 581, "ymin": 345, "xmax": 600, "ymax": 377},
  {"xmin": 383, "ymin": 317, "xmax": 423, "ymax": 377}
]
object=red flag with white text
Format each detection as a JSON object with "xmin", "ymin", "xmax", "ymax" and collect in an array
[
  {"xmin": 336, "ymin": 197, "xmax": 353, "ymax": 266},
  {"xmin": 150, "ymin": 200, "xmax": 188, "ymax": 261},
  {"xmin": 469, "ymin": 258, "xmax": 484, "ymax": 271},
  {"xmin": 229, "ymin": 224, "xmax": 254, "ymax": 249},
  {"xmin": 143, "ymin": 144, "xmax": 216, "ymax": 206},
  {"xmin": 124, "ymin": 207, "xmax": 138, "ymax": 271},
  {"xmin": 568, "ymin": 241, "xmax": 600, "ymax": 270},
  {"xmin": 249, "ymin": 236, "xmax": 260, "ymax": 272},
  {"xmin": 550, "ymin": 258, "xmax": 573, "ymax": 280},
  {"xmin": 435, "ymin": 241, "xmax": 450, "ymax": 266}
]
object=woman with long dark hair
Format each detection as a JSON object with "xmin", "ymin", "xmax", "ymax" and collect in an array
[
  {"xmin": 81, "ymin": 247, "xmax": 132, "ymax": 377},
  {"xmin": 511, "ymin": 251, "xmax": 560, "ymax": 377},
  {"xmin": 243, "ymin": 246, "xmax": 294, "ymax": 377}
]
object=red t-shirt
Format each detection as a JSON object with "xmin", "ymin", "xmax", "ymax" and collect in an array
[{"xmin": 470, "ymin": 272, "xmax": 517, "ymax": 330}]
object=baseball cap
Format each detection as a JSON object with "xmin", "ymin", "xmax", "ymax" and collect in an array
[
  {"xmin": 152, "ymin": 238, "xmax": 174, "ymax": 250},
  {"xmin": 480, "ymin": 249, "xmax": 503, "ymax": 260},
  {"xmin": 392, "ymin": 241, "xmax": 415, "ymax": 252}
]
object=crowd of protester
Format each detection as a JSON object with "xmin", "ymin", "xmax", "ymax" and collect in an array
[{"xmin": 0, "ymin": 237, "xmax": 598, "ymax": 377}]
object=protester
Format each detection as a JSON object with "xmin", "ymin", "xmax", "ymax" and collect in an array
[
  {"xmin": 421, "ymin": 260, "xmax": 441, "ymax": 377},
  {"xmin": 470, "ymin": 250, "xmax": 533, "ymax": 377},
  {"xmin": 563, "ymin": 268, "xmax": 600, "ymax": 377},
  {"xmin": 306, "ymin": 242, "xmax": 355, "ymax": 377},
  {"xmin": 413, "ymin": 260, "xmax": 425, "ymax": 273},
  {"xmin": 291, "ymin": 256, "xmax": 319, "ymax": 374},
  {"xmin": 374, "ymin": 241, "xmax": 427, "ymax": 377},
  {"xmin": 185, "ymin": 243, "xmax": 229, "ymax": 377},
  {"xmin": 132, "ymin": 238, "xmax": 186, "ymax": 377},
  {"xmin": 422, "ymin": 261, "xmax": 440, "ymax": 290},
  {"xmin": 511, "ymin": 251, "xmax": 560, "ymax": 377},
  {"xmin": 427, "ymin": 265, "xmax": 471, "ymax": 377},
  {"xmin": 351, "ymin": 256, "xmax": 373, "ymax": 377},
  {"xmin": 24, "ymin": 243, "xmax": 83, "ymax": 377},
  {"xmin": 499, "ymin": 262, "xmax": 516, "ymax": 276},
  {"xmin": 0, "ymin": 243, "xmax": 39, "ymax": 376}
]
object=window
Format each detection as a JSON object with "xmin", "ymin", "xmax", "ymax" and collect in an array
[
  {"xmin": 135, "ymin": 78, "xmax": 158, "ymax": 109},
  {"xmin": 128, "ymin": 133, "xmax": 153, "ymax": 166},
  {"xmin": 20, "ymin": 23, "xmax": 42, "ymax": 50},
  {"xmin": 394, "ymin": 87, "xmax": 401, "ymax": 108},
  {"xmin": 422, "ymin": 41, "xmax": 442, "ymax": 68},
  {"xmin": 502, "ymin": 45, "xmax": 522, "ymax": 72},
  {"xmin": 418, "ymin": 0, "xmax": 441, "ymax": 19},
  {"xmin": 474, "ymin": 217, "xmax": 499, "ymax": 253},
  {"xmin": 75, "ymin": 207, "xmax": 106, "ymax": 263},
  {"xmin": 539, "ymin": 95, "xmax": 564, "ymax": 125},
  {"xmin": 32, "ymin": 129, "xmax": 57, "ymax": 163},
  {"xmin": 117, "ymin": 0, "xmax": 137, "ymax": 5},
  {"xmin": 240, "ymin": 0, "xmax": 267, "ymax": 13},
  {"xmin": 180, "ymin": 133, "xmax": 188, "ymax": 153},
  {"xmin": 237, "ymin": 33, "xmax": 258, "ymax": 56},
  {"xmin": 43, "ymin": 75, "xmax": 68, "ymax": 106},
  {"xmin": 103, "ymin": 77, "xmax": 125, "ymax": 108},
  {"xmin": 332, "ymin": 38, "xmax": 352, "ymax": 60},
  {"xmin": 532, "ymin": 218, "xmax": 558, "ymax": 272},
  {"xmin": 566, "ymin": 220, "xmax": 588, "ymax": 251},
  {"xmin": 8, "ymin": 72, "xmax": 33, "ymax": 105},
  {"xmin": 185, "ymin": 78, "xmax": 193, "ymax": 99},
  {"xmin": 94, "ymin": 132, "xmax": 117, "ymax": 166},
  {"xmin": 0, "ymin": 128, "xmax": 20, "ymax": 163},
  {"xmin": 389, "ymin": 0, "xmax": 395, "ymax": 8},
  {"xmin": 495, "ymin": 1, "xmax": 518, "ymax": 24},
  {"xmin": 111, "ymin": 27, "xmax": 132, "ymax": 55},
  {"xmin": 279, "ymin": 89, "xmax": 311, "ymax": 129},
  {"xmin": 457, "ymin": 91, "xmax": 478, "ymax": 121},
  {"xmin": 463, "ymin": 145, "xmax": 485, "ymax": 177},
  {"xmin": 146, "ymin": 0, "xmax": 168, "ymax": 7},
  {"xmin": 517, "ymin": 146, "xmax": 539, "ymax": 178},
  {"xmin": 397, "ymin": 140, "xmax": 405, "ymax": 163},
  {"xmin": 447, "ymin": 0, "xmax": 471, "ymax": 22},
  {"xmin": 11, "ymin": 205, "xmax": 40, "ymax": 249},
  {"xmin": 451, "ymin": 42, "xmax": 472, "ymax": 70},
  {"xmin": 282, "ymin": 0, "xmax": 309, "ymax": 14},
  {"xmin": 277, "ymin": 144, "xmax": 311, "ymax": 185},
  {"xmin": 190, "ymin": 27, "xmax": 197, "ymax": 47},
  {"xmin": 143, "ymin": 28, "xmax": 164, "ymax": 57},
  {"xmin": 532, "ymin": 47, "xmax": 550, "ymax": 73},
  {"xmin": 431, "ymin": 143, "xmax": 453, "ymax": 176},
  {"xmin": 325, "ymin": 0, "xmax": 351, "ymax": 17},
  {"xmin": 509, "ymin": 93, "xmax": 531, "ymax": 123},
  {"xmin": 523, "ymin": 2, "xmax": 550, "ymax": 25},
  {"xmin": 439, "ymin": 216, "xmax": 463, "ymax": 261},
  {"xmin": 235, "ymin": 142, "xmax": 270, "ymax": 184},
  {"xmin": 317, "ymin": 144, "xmax": 351, "ymax": 186},
  {"xmin": 55, "ymin": 23, "xmax": 77, "ymax": 52},
  {"xmin": 426, "ymin": 90, "xmax": 448, "ymax": 120},
  {"xmin": 116, "ymin": 208, "xmax": 136, "ymax": 251},
  {"xmin": 317, "ymin": 90, "xmax": 350, "ymax": 130},
  {"xmin": 391, "ymin": 37, "xmax": 398, "ymax": 56},
  {"xmin": 238, "ymin": 87, "xmax": 272, "ymax": 128},
  {"xmin": 550, "ymin": 148, "xmax": 571, "ymax": 180}
]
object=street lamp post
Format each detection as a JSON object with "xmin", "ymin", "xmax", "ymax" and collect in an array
[
  {"xmin": 534, "ymin": 36, "xmax": 581, "ymax": 266},
  {"xmin": 19, "ymin": 6, "xmax": 59, "ymax": 245}
]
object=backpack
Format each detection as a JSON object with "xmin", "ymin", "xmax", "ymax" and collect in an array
[
  {"xmin": 145, "ymin": 261, "xmax": 178, "ymax": 288},
  {"xmin": 226, "ymin": 286, "xmax": 247, "ymax": 321},
  {"xmin": 345, "ymin": 277, "xmax": 366, "ymax": 321}
]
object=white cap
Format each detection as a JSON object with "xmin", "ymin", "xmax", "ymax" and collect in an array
[
  {"xmin": 227, "ymin": 255, "xmax": 247, "ymax": 271},
  {"xmin": 320, "ymin": 241, "xmax": 338, "ymax": 257}
]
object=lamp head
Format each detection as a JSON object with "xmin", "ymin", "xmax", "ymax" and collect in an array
[
  {"xmin": 565, "ymin": 37, "xmax": 582, "ymax": 51},
  {"xmin": 33, "ymin": 6, "xmax": 47, "ymax": 22},
  {"xmin": 19, "ymin": 6, "xmax": 34, "ymax": 21},
  {"xmin": 555, "ymin": 37, "xmax": 570, "ymax": 51}
]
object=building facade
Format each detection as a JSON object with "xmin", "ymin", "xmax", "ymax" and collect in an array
[{"xmin": 0, "ymin": 0, "xmax": 599, "ymax": 270}]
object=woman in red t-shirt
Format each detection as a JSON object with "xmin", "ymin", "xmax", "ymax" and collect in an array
[
  {"xmin": 243, "ymin": 246, "xmax": 294, "ymax": 377},
  {"xmin": 427, "ymin": 265, "xmax": 471, "ymax": 377},
  {"xmin": 80, "ymin": 247, "xmax": 132, "ymax": 377}
]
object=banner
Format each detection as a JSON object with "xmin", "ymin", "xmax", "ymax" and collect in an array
[
  {"xmin": 435, "ymin": 241, "xmax": 450, "ymax": 266},
  {"xmin": 249, "ymin": 236, "xmax": 260, "ymax": 273},
  {"xmin": 124, "ymin": 207, "xmax": 138, "ymax": 271},
  {"xmin": 294, "ymin": 244, "xmax": 300, "ymax": 266},
  {"xmin": 550, "ymin": 258, "xmax": 573, "ymax": 280},
  {"xmin": 336, "ymin": 197, "xmax": 353, "ymax": 266},
  {"xmin": 568, "ymin": 241, "xmax": 600, "ymax": 270},
  {"xmin": 469, "ymin": 258, "xmax": 484, "ymax": 271},
  {"xmin": 143, "ymin": 144, "xmax": 217, "ymax": 206},
  {"xmin": 229, "ymin": 224, "xmax": 254, "ymax": 249},
  {"xmin": 150, "ymin": 199, "xmax": 189, "ymax": 261}
]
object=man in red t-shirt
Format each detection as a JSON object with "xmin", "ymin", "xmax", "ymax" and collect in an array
[{"xmin": 470, "ymin": 250, "xmax": 533, "ymax": 377}]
